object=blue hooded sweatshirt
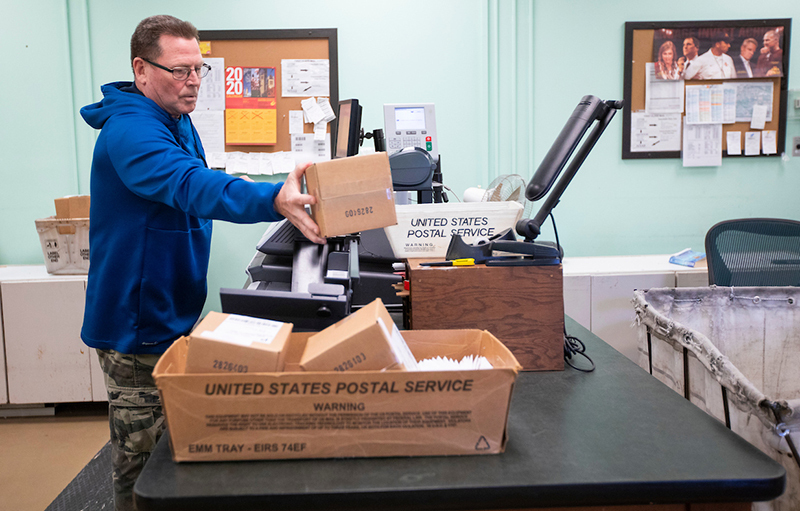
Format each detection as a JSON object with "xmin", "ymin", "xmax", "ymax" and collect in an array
[{"xmin": 80, "ymin": 81, "xmax": 284, "ymax": 354}]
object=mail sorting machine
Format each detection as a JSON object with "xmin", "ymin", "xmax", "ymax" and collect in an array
[{"xmin": 220, "ymin": 127, "xmax": 441, "ymax": 330}]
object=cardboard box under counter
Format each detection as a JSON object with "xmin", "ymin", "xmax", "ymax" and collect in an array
[
  {"xmin": 305, "ymin": 152, "xmax": 397, "ymax": 238},
  {"xmin": 153, "ymin": 329, "xmax": 521, "ymax": 462}
]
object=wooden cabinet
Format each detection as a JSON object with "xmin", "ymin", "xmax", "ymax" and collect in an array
[
  {"xmin": 406, "ymin": 260, "xmax": 565, "ymax": 371},
  {"xmin": 0, "ymin": 266, "xmax": 105, "ymax": 404}
]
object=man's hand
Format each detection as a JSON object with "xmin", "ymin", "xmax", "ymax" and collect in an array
[{"xmin": 274, "ymin": 162, "xmax": 326, "ymax": 244}]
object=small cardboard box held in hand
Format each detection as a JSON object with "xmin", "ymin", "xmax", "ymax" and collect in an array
[
  {"xmin": 153, "ymin": 327, "xmax": 521, "ymax": 462},
  {"xmin": 185, "ymin": 312, "xmax": 293, "ymax": 374},
  {"xmin": 300, "ymin": 298, "xmax": 417, "ymax": 372},
  {"xmin": 305, "ymin": 152, "xmax": 397, "ymax": 238}
]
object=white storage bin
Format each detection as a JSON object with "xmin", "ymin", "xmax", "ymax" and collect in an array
[{"xmin": 35, "ymin": 217, "xmax": 90, "ymax": 275}]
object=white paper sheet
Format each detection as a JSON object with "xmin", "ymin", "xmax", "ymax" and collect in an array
[
  {"xmin": 726, "ymin": 131, "xmax": 742, "ymax": 156},
  {"xmin": 272, "ymin": 152, "xmax": 297, "ymax": 174},
  {"xmin": 281, "ymin": 59, "xmax": 330, "ymax": 97},
  {"xmin": 682, "ymin": 119, "xmax": 722, "ymax": 167},
  {"xmin": 206, "ymin": 152, "xmax": 227, "ymax": 169},
  {"xmin": 301, "ymin": 97, "xmax": 325, "ymax": 124},
  {"xmin": 195, "ymin": 57, "xmax": 226, "ymax": 111},
  {"xmin": 762, "ymin": 130, "xmax": 777, "ymax": 155},
  {"xmin": 224, "ymin": 152, "xmax": 256, "ymax": 175},
  {"xmin": 289, "ymin": 110, "xmax": 304, "ymax": 134},
  {"xmin": 316, "ymin": 97, "xmax": 336, "ymax": 123},
  {"xmin": 313, "ymin": 121, "xmax": 327, "ymax": 141},
  {"xmin": 745, "ymin": 132, "xmax": 760, "ymax": 156},
  {"xmin": 645, "ymin": 63, "xmax": 684, "ymax": 114},
  {"xmin": 630, "ymin": 112, "xmax": 681, "ymax": 152},
  {"xmin": 188, "ymin": 110, "xmax": 225, "ymax": 154},
  {"xmin": 750, "ymin": 104, "xmax": 768, "ymax": 130},
  {"xmin": 292, "ymin": 133, "xmax": 331, "ymax": 162}
]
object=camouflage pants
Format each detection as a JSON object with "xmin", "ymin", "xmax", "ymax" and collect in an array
[{"xmin": 96, "ymin": 349, "xmax": 164, "ymax": 511}]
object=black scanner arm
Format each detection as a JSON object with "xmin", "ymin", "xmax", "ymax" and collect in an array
[{"xmin": 516, "ymin": 96, "xmax": 623, "ymax": 241}]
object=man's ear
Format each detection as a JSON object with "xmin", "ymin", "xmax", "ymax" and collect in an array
[{"xmin": 132, "ymin": 57, "xmax": 147, "ymax": 87}]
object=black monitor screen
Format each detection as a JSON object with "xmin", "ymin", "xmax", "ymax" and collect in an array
[{"xmin": 334, "ymin": 99, "xmax": 361, "ymax": 159}]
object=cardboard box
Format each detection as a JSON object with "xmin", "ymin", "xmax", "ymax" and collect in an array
[
  {"xmin": 305, "ymin": 152, "xmax": 397, "ymax": 238},
  {"xmin": 300, "ymin": 298, "xmax": 416, "ymax": 372},
  {"xmin": 185, "ymin": 312, "xmax": 293, "ymax": 374},
  {"xmin": 153, "ymin": 329, "xmax": 521, "ymax": 462},
  {"xmin": 54, "ymin": 195, "xmax": 90, "ymax": 219}
]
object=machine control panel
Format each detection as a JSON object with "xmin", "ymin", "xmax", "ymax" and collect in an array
[{"xmin": 383, "ymin": 103, "xmax": 438, "ymax": 160}]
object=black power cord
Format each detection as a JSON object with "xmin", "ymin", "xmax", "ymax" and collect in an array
[
  {"xmin": 548, "ymin": 212, "xmax": 595, "ymax": 372},
  {"xmin": 564, "ymin": 329, "xmax": 595, "ymax": 372}
]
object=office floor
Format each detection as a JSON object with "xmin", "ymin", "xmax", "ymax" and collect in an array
[{"xmin": 0, "ymin": 402, "xmax": 109, "ymax": 511}]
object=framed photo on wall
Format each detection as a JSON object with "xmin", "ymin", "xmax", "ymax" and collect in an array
[{"xmin": 622, "ymin": 19, "xmax": 791, "ymax": 160}]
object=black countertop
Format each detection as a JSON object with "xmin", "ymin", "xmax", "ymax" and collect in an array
[{"xmin": 134, "ymin": 316, "xmax": 785, "ymax": 510}]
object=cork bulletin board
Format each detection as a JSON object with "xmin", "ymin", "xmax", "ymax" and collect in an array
[
  {"xmin": 622, "ymin": 19, "xmax": 791, "ymax": 160},
  {"xmin": 197, "ymin": 28, "xmax": 339, "ymax": 157}
]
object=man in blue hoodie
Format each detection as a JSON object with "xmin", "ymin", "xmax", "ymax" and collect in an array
[{"xmin": 80, "ymin": 15, "xmax": 325, "ymax": 510}]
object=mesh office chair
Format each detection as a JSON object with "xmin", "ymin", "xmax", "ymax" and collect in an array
[{"xmin": 705, "ymin": 218, "xmax": 800, "ymax": 286}]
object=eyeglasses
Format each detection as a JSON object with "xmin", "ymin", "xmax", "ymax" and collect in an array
[{"xmin": 143, "ymin": 58, "xmax": 211, "ymax": 80}]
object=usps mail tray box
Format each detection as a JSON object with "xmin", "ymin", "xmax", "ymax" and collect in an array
[
  {"xmin": 305, "ymin": 152, "xmax": 397, "ymax": 238},
  {"xmin": 153, "ymin": 329, "xmax": 521, "ymax": 462},
  {"xmin": 384, "ymin": 201, "xmax": 523, "ymax": 259}
]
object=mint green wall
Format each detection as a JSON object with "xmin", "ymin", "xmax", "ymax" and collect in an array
[
  {"xmin": 1, "ymin": 1, "xmax": 81, "ymax": 264},
  {"xmin": 532, "ymin": 1, "xmax": 800, "ymax": 257},
  {"xmin": 2, "ymin": 0, "xmax": 799, "ymax": 315}
]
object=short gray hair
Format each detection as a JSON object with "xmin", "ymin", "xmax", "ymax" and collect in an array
[{"xmin": 130, "ymin": 15, "xmax": 199, "ymax": 69}]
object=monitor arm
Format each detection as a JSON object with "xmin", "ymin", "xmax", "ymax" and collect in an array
[{"xmin": 516, "ymin": 96, "xmax": 623, "ymax": 241}]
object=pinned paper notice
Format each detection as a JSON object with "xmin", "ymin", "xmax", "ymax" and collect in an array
[
  {"xmin": 206, "ymin": 152, "xmax": 227, "ymax": 169},
  {"xmin": 726, "ymin": 131, "xmax": 742, "ymax": 156},
  {"xmin": 281, "ymin": 59, "xmax": 330, "ymax": 97},
  {"xmin": 745, "ymin": 132, "xmax": 760, "ymax": 156},
  {"xmin": 645, "ymin": 63, "xmax": 684, "ymax": 114},
  {"xmin": 314, "ymin": 121, "xmax": 327, "ymax": 141},
  {"xmin": 301, "ymin": 97, "xmax": 326, "ymax": 124},
  {"xmin": 292, "ymin": 133, "xmax": 331, "ymax": 162},
  {"xmin": 272, "ymin": 152, "xmax": 297, "ymax": 174},
  {"xmin": 217, "ymin": 151, "xmax": 299, "ymax": 175},
  {"xmin": 316, "ymin": 97, "xmax": 336, "ymax": 123},
  {"xmin": 630, "ymin": 112, "xmax": 681, "ymax": 152},
  {"xmin": 189, "ymin": 110, "xmax": 225, "ymax": 154},
  {"xmin": 750, "ymin": 104, "xmax": 768, "ymax": 130},
  {"xmin": 195, "ymin": 57, "xmax": 226, "ymax": 111},
  {"xmin": 682, "ymin": 119, "xmax": 722, "ymax": 167},
  {"xmin": 762, "ymin": 130, "xmax": 777, "ymax": 155},
  {"xmin": 289, "ymin": 110, "xmax": 304, "ymax": 134}
]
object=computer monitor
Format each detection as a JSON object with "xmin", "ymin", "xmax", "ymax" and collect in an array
[{"xmin": 333, "ymin": 99, "xmax": 362, "ymax": 159}]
